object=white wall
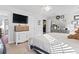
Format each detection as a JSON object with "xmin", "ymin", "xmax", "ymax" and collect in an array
[
  {"xmin": 29, "ymin": 17, "xmax": 43, "ymax": 37},
  {"xmin": 46, "ymin": 17, "xmax": 52, "ymax": 33}
]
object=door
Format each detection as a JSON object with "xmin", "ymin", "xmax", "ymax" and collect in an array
[{"xmin": 43, "ymin": 20, "xmax": 46, "ymax": 34}]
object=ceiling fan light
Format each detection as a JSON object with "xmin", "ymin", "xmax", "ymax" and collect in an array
[{"xmin": 44, "ymin": 6, "xmax": 51, "ymax": 11}]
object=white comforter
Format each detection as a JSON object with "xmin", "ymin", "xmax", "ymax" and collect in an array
[
  {"xmin": 29, "ymin": 34, "xmax": 51, "ymax": 53},
  {"xmin": 29, "ymin": 33, "xmax": 77, "ymax": 54}
]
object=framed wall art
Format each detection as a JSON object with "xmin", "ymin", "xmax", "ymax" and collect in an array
[{"xmin": 74, "ymin": 15, "xmax": 79, "ymax": 20}]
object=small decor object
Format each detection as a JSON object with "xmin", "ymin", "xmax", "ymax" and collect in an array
[
  {"xmin": 61, "ymin": 15, "xmax": 64, "ymax": 19},
  {"xmin": 56, "ymin": 15, "xmax": 64, "ymax": 19},
  {"xmin": 74, "ymin": 15, "xmax": 79, "ymax": 20},
  {"xmin": 56, "ymin": 16, "xmax": 60, "ymax": 19}
]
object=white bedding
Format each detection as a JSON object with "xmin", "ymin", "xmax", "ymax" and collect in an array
[
  {"xmin": 29, "ymin": 33, "xmax": 78, "ymax": 54},
  {"xmin": 29, "ymin": 35, "xmax": 51, "ymax": 53},
  {"xmin": 49, "ymin": 33, "xmax": 79, "ymax": 53}
]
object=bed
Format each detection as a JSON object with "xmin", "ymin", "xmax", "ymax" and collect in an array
[{"xmin": 28, "ymin": 33, "xmax": 79, "ymax": 54}]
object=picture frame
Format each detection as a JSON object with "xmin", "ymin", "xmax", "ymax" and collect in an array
[
  {"xmin": 56, "ymin": 15, "xmax": 64, "ymax": 20},
  {"xmin": 74, "ymin": 15, "xmax": 79, "ymax": 20},
  {"xmin": 56, "ymin": 16, "xmax": 60, "ymax": 19},
  {"xmin": 71, "ymin": 21, "xmax": 78, "ymax": 24}
]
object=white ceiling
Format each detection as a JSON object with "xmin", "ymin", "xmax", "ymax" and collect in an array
[{"xmin": 0, "ymin": 5, "xmax": 79, "ymax": 18}]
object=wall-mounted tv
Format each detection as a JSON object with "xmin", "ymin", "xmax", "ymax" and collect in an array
[{"xmin": 13, "ymin": 13, "xmax": 28, "ymax": 24}]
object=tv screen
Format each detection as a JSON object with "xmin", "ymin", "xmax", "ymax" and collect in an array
[{"xmin": 13, "ymin": 13, "xmax": 28, "ymax": 24}]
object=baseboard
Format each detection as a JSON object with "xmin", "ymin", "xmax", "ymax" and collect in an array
[
  {"xmin": 8, "ymin": 41, "xmax": 15, "ymax": 44},
  {"xmin": 8, "ymin": 40, "xmax": 28, "ymax": 44}
]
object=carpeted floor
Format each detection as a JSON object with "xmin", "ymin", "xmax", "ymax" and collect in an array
[{"xmin": 5, "ymin": 42, "xmax": 36, "ymax": 54}]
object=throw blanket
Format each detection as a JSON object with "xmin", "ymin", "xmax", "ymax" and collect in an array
[{"xmin": 2, "ymin": 35, "xmax": 8, "ymax": 44}]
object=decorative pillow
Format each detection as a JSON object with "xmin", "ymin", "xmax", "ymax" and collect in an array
[{"xmin": 68, "ymin": 28, "xmax": 79, "ymax": 40}]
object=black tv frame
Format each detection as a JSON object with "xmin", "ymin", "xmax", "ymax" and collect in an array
[{"xmin": 13, "ymin": 13, "xmax": 28, "ymax": 24}]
